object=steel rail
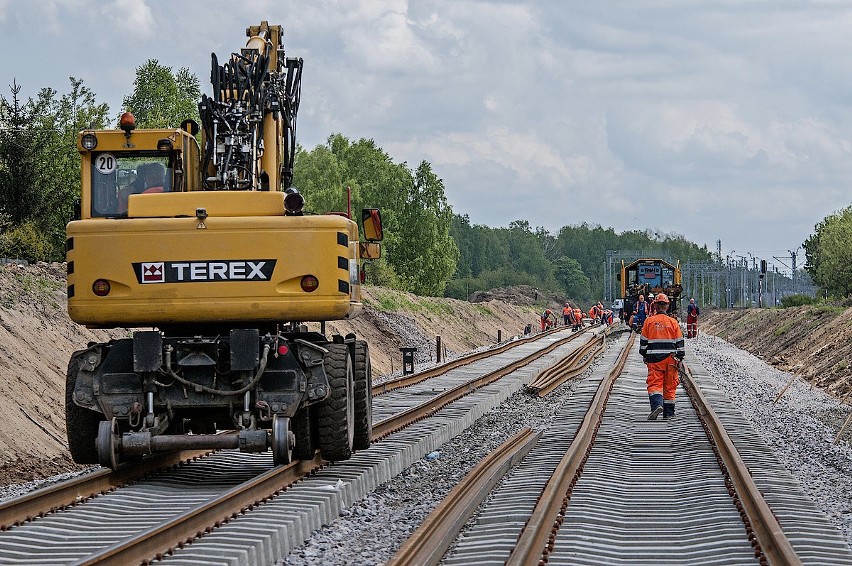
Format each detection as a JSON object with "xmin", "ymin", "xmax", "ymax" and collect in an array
[
  {"xmin": 526, "ymin": 333, "xmax": 605, "ymax": 396},
  {"xmin": 0, "ymin": 332, "xmax": 565, "ymax": 531},
  {"xmin": 0, "ymin": 449, "xmax": 212, "ymax": 530},
  {"xmin": 74, "ymin": 453, "xmax": 324, "ymax": 566},
  {"xmin": 372, "ymin": 326, "xmax": 571, "ymax": 396},
  {"xmin": 506, "ymin": 332, "xmax": 635, "ymax": 565},
  {"xmin": 387, "ymin": 427, "xmax": 541, "ymax": 566},
  {"xmin": 372, "ymin": 330, "xmax": 591, "ymax": 440},
  {"xmin": 0, "ymin": 330, "xmax": 568, "ymax": 532},
  {"xmin": 680, "ymin": 363, "xmax": 803, "ymax": 566},
  {"xmin": 53, "ymin": 330, "xmax": 580, "ymax": 564}
]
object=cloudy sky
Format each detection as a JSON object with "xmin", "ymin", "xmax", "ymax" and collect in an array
[{"xmin": 2, "ymin": 0, "xmax": 851, "ymax": 268}]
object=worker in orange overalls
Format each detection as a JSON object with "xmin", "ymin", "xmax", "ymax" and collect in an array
[
  {"xmin": 562, "ymin": 303, "xmax": 572, "ymax": 327},
  {"xmin": 572, "ymin": 306, "xmax": 583, "ymax": 331},
  {"xmin": 686, "ymin": 298, "xmax": 700, "ymax": 338},
  {"xmin": 639, "ymin": 293, "xmax": 685, "ymax": 420},
  {"xmin": 540, "ymin": 309, "xmax": 556, "ymax": 331}
]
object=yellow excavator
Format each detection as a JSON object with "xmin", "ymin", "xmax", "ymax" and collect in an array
[{"xmin": 65, "ymin": 22, "xmax": 383, "ymax": 469}]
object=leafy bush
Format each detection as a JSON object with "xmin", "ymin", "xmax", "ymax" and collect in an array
[
  {"xmin": 780, "ymin": 294, "xmax": 816, "ymax": 308},
  {"xmin": 0, "ymin": 222, "xmax": 54, "ymax": 263},
  {"xmin": 364, "ymin": 257, "xmax": 401, "ymax": 290}
]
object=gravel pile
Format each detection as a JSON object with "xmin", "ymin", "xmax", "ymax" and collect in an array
[
  {"xmin": 690, "ymin": 333, "xmax": 852, "ymax": 543},
  {"xmin": 283, "ymin": 332, "xmax": 852, "ymax": 565}
]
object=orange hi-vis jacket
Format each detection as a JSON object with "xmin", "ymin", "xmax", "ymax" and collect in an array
[
  {"xmin": 639, "ymin": 313, "xmax": 685, "ymax": 363},
  {"xmin": 563, "ymin": 306, "xmax": 572, "ymax": 317},
  {"xmin": 573, "ymin": 308, "xmax": 583, "ymax": 322}
]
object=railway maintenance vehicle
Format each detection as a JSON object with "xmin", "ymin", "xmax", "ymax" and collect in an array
[
  {"xmin": 65, "ymin": 21, "xmax": 383, "ymax": 469},
  {"xmin": 618, "ymin": 258, "xmax": 683, "ymax": 325}
]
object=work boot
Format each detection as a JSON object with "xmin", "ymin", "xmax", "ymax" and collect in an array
[
  {"xmin": 648, "ymin": 394, "xmax": 663, "ymax": 420},
  {"xmin": 663, "ymin": 401, "xmax": 675, "ymax": 419}
]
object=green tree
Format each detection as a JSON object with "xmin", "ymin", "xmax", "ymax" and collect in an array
[
  {"xmin": 0, "ymin": 78, "xmax": 109, "ymax": 260},
  {"xmin": 294, "ymin": 134, "xmax": 459, "ymax": 295},
  {"xmin": 804, "ymin": 206, "xmax": 852, "ymax": 297},
  {"xmin": 392, "ymin": 162, "xmax": 459, "ymax": 295},
  {"xmin": 122, "ymin": 59, "xmax": 200, "ymax": 128},
  {"xmin": 553, "ymin": 256, "xmax": 592, "ymax": 301}
]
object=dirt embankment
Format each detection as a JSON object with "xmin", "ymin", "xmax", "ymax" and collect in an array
[
  {"xmin": 0, "ymin": 263, "xmax": 540, "ymax": 484},
  {"xmin": 701, "ymin": 306, "xmax": 852, "ymax": 399}
]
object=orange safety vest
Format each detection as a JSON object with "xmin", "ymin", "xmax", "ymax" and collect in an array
[{"xmin": 639, "ymin": 313, "xmax": 685, "ymax": 362}]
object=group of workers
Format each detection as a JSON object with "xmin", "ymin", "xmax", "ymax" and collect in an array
[
  {"xmin": 537, "ymin": 294, "xmax": 702, "ymax": 422},
  {"xmin": 539, "ymin": 302, "xmax": 616, "ymax": 332}
]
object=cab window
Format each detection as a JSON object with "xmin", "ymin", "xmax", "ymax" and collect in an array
[{"xmin": 91, "ymin": 152, "xmax": 172, "ymax": 217}]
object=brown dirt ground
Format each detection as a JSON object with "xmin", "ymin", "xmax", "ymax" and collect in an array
[{"xmin": 0, "ymin": 263, "xmax": 541, "ymax": 485}]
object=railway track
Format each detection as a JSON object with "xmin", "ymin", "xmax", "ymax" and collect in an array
[
  {"xmin": 0, "ymin": 326, "xmax": 604, "ymax": 565},
  {"xmin": 399, "ymin": 334, "xmax": 852, "ymax": 565},
  {"xmin": 1, "ymin": 324, "xmax": 848, "ymax": 565}
]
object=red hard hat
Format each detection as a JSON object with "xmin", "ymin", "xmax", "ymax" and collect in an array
[{"xmin": 654, "ymin": 293, "xmax": 669, "ymax": 304}]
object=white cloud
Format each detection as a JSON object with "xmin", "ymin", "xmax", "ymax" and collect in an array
[{"xmin": 100, "ymin": 0, "xmax": 155, "ymax": 38}]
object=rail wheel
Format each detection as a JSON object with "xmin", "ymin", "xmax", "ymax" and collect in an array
[
  {"xmin": 353, "ymin": 340, "xmax": 373, "ymax": 451},
  {"xmin": 272, "ymin": 415, "xmax": 294, "ymax": 465},
  {"xmin": 316, "ymin": 343, "xmax": 354, "ymax": 461},
  {"xmin": 65, "ymin": 352, "xmax": 102, "ymax": 464},
  {"xmin": 292, "ymin": 406, "xmax": 314, "ymax": 461},
  {"xmin": 96, "ymin": 418, "xmax": 120, "ymax": 470}
]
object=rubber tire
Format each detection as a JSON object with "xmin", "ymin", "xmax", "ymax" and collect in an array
[
  {"xmin": 291, "ymin": 406, "xmax": 315, "ymax": 461},
  {"xmin": 65, "ymin": 352, "xmax": 102, "ymax": 465},
  {"xmin": 353, "ymin": 340, "xmax": 373, "ymax": 451},
  {"xmin": 315, "ymin": 343, "xmax": 354, "ymax": 461}
]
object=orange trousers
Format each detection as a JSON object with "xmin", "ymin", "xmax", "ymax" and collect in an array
[{"xmin": 646, "ymin": 357, "xmax": 679, "ymax": 400}]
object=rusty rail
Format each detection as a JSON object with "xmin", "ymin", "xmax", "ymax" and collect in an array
[
  {"xmin": 0, "ymin": 449, "xmax": 212, "ymax": 530},
  {"xmin": 526, "ymin": 333, "xmax": 605, "ymax": 396},
  {"xmin": 506, "ymin": 332, "xmax": 635, "ymax": 565},
  {"xmin": 372, "ymin": 326, "xmax": 571, "ymax": 396},
  {"xmin": 387, "ymin": 427, "xmax": 541, "ymax": 566},
  {"xmin": 680, "ymin": 363, "xmax": 803, "ymax": 566},
  {"xmin": 372, "ymin": 330, "xmax": 590, "ymax": 440},
  {"xmin": 75, "ymin": 453, "xmax": 324, "ymax": 566}
]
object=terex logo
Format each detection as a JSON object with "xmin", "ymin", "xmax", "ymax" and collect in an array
[{"xmin": 132, "ymin": 260, "xmax": 276, "ymax": 284}]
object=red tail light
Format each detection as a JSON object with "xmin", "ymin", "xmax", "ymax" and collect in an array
[
  {"xmin": 92, "ymin": 279, "xmax": 111, "ymax": 296},
  {"xmin": 300, "ymin": 275, "xmax": 319, "ymax": 292}
]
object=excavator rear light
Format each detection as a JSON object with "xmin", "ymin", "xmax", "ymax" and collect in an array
[
  {"xmin": 284, "ymin": 188, "xmax": 305, "ymax": 214},
  {"xmin": 277, "ymin": 344, "xmax": 289, "ymax": 356},
  {"xmin": 300, "ymin": 275, "xmax": 319, "ymax": 292},
  {"xmin": 157, "ymin": 138, "xmax": 174, "ymax": 152},
  {"xmin": 81, "ymin": 133, "xmax": 98, "ymax": 151},
  {"xmin": 92, "ymin": 279, "xmax": 111, "ymax": 296}
]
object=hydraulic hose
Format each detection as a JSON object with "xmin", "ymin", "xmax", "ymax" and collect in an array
[{"xmin": 162, "ymin": 344, "xmax": 271, "ymax": 396}]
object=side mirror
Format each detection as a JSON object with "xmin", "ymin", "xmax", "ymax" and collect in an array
[
  {"xmin": 361, "ymin": 208, "xmax": 383, "ymax": 242},
  {"xmin": 360, "ymin": 242, "xmax": 382, "ymax": 259}
]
